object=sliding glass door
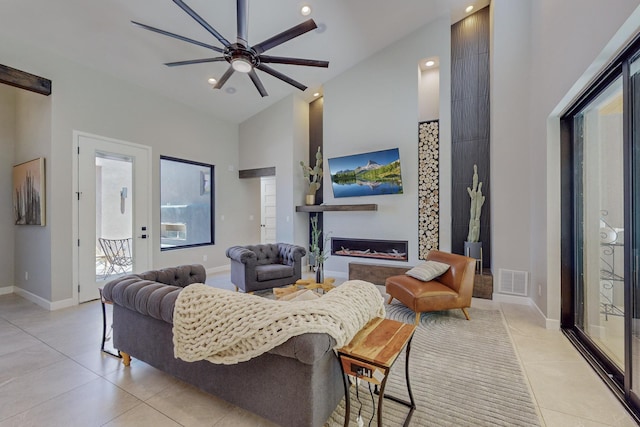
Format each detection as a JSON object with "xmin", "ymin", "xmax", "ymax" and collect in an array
[
  {"xmin": 574, "ymin": 76, "xmax": 625, "ymax": 370},
  {"xmin": 562, "ymin": 39, "xmax": 640, "ymax": 418},
  {"xmin": 630, "ymin": 54, "xmax": 640, "ymax": 407}
]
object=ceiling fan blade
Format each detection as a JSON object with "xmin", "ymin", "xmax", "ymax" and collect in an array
[
  {"xmin": 173, "ymin": 0, "xmax": 231, "ymax": 48},
  {"xmin": 237, "ymin": 0, "xmax": 248, "ymax": 47},
  {"xmin": 259, "ymin": 55, "xmax": 329, "ymax": 68},
  {"xmin": 256, "ymin": 64, "xmax": 307, "ymax": 91},
  {"xmin": 248, "ymin": 69, "xmax": 268, "ymax": 97},
  {"xmin": 131, "ymin": 21, "xmax": 223, "ymax": 53},
  {"xmin": 213, "ymin": 66, "xmax": 235, "ymax": 90},
  {"xmin": 164, "ymin": 57, "xmax": 226, "ymax": 67},
  {"xmin": 252, "ymin": 19, "xmax": 317, "ymax": 55}
]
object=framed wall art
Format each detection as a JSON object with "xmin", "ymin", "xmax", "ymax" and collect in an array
[{"xmin": 13, "ymin": 157, "xmax": 45, "ymax": 226}]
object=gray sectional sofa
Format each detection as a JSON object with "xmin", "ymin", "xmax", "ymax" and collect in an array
[{"xmin": 102, "ymin": 264, "xmax": 343, "ymax": 427}]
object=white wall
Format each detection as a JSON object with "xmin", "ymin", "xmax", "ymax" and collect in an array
[
  {"xmin": 0, "ymin": 85, "xmax": 17, "ymax": 292},
  {"xmin": 419, "ymin": 67, "xmax": 440, "ymax": 122},
  {"xmin": 14, "ymin": 90, "xmax": 52, "ymax": 300},
  {"xmin": 526, "ymin": 0, "xmax": 640, "ymax": 321},
  {"xmin": 0, "ymin": 38, "xmax": 242, "ymax": 304},
  {"xmin": 238, "ymin": 95, "xmax": 309, "ymax": 250},
  {"xmin": 322, "ymin": 16, "xmax": 452, "ymax": 275},
  {"xmin": 490, "ymin": 0, "xmax": 533, "ymax": 284}
]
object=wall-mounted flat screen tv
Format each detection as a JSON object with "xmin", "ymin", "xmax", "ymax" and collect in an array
[{"xmin": 328, "ymin": 148, "xmax": 403, "ymax": 198}]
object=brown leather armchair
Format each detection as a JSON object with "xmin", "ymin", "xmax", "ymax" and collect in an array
[{"xmin": 385, "ymin": 250, "xmax": 476, "ymax": 324}]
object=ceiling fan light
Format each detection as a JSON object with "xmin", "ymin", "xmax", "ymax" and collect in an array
[{"xmin": 231, "ymin": 58, "xmax": 253, "ymax": 73}]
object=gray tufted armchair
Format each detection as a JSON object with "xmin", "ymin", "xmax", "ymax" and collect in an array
[{"xmin": 225, "ymin": 243, "xmax": 306, "ymax": 292}]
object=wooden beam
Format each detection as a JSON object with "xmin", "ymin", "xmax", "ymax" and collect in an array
[
  {"xmin": 0, "ymin": 64, "xmax": 51, "ymax": 96},
  {"xmin": 238, "ymin": 167, "xmax": 275, "ymax": 179}
]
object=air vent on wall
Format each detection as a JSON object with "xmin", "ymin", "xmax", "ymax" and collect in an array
[{"xmin": 498, "ymin": 269, "xmax": 528, "ymax": 296}]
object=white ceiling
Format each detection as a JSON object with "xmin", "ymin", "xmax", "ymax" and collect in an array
[{"xmin": 0, "ymin": 0, "xmax": 489, "ymax": 123}]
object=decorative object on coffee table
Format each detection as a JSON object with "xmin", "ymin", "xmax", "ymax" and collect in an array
[
  {"xmin": 301, "ymin": 146, "xmax": 323, "ymax": 205},
  {"xmin": 272, "ymin": 277, "xmax": 335, "ymax": 299},
  {"xmin": 297, "ymin": 277, "xmax": 335, "ymax": 293}
]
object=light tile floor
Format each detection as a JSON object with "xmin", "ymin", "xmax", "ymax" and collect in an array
[{"xmin": 0, "ymin": 272, "xmax": 637, "ymax": 427}]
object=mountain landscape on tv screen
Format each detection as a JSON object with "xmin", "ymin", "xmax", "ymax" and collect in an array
[{"xmin": 329, "ymin": 149, "xmax": 403, "ymax": 198}]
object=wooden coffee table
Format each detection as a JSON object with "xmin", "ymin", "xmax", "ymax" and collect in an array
[
  {"xmin": 295, "ymin": 277, "xmax": 335, "ymax": 293},
  {"xmin": 272, "ymin": 277, "xmax": 336, "ymax": 299},
  {"xmin": 337, "ymin": 317, "xmax": 417, "ymax": 426}
]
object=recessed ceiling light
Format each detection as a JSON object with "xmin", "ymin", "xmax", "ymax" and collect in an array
[
  {"xmin": 425, "ymin": 60, "xmax": 435, "ymax": 67},
  {"xmin": 226, "ymin": 87, "xmax": 237, "ymax": 94},
  {"xmin": 301, "ymin": 5, "xmax": 311, "ymax": 16},
  {"xmin": 465, "ymin": 5, "xmax": 474, "ymax": 13},
  {"xmin": 313, "ymin": 92, "xmax": 320, "ymax": 97},
  {"xmin": 207, "ymin": 77, "xmax": 217, "ymax": 85}
]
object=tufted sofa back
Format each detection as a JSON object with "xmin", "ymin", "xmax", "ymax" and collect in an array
[
  {"xmin": 244, "ymin": 244, "xmax": 283, "ymax": 265},
  {"xmin": 102, "ymin": 264, "xmax": 206, "ymax": 324},
  {"xmin": 134, "ymin": 264, "xmax": 207, "ymax": 287}
]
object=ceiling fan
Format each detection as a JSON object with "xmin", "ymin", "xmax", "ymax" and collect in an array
[{"xmin": 132, "ymin": 0, "xmax": 329, "ymax": 97}]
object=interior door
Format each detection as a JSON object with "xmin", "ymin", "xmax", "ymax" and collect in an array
[
  {"xmin": 261, "ymin": 176, "xmax": 276, "ymax": 244},
  {"xmin": 76, "ymin": 133, "xmax": 151, "ymax": 302}
]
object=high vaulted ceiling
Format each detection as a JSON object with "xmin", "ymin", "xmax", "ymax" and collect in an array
[{"xmin": 0, "ymin": 0, "xmax": 489, "ymax": 123}]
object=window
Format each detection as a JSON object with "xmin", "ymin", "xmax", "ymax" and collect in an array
[{"xmin": 160, "ymin": 156, "xmax": 214, "ymax": 250}]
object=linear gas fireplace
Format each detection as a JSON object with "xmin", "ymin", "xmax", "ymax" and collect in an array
[{"xmin": 331, "ymin": 238, "xmax": 408, "ymax": 262}]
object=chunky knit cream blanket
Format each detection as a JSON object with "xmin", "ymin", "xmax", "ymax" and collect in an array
[{"xmin": 172, "ymin": 280, "xmax": 385, "ymax": 365}]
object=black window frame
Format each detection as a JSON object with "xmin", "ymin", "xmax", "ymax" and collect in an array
[{"xmin": 159, "ymin": 155, "xmax": 215, "ymax": 251}]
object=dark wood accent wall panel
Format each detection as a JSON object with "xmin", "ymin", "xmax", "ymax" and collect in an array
[
  {"xmin": 451, "ymin": 6, "xmax": 491, "ymax": 267},
  {"xmin": 309, "ymin": 97, "xmax": 324, "ymax": 205},
  {"xmin": 308, "ymin": 97, "xmax": 324, "ymax": 249}
]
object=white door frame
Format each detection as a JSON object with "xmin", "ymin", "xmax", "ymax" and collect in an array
[{"xmin": 71, "ymin": 130, "xmax": 153, "ymax": 304}]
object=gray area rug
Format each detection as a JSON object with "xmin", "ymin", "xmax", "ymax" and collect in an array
[{"xmin": 325, "ymin": 303, "xmax": 541, "ymax": 426}]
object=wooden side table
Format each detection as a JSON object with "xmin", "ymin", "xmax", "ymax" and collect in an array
[{"xmin": 337, "ymin": 317, "xmax": 417, "ymax": 427}]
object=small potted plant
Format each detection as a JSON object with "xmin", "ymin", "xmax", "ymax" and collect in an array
[
  {"xmin": 309, "ymin": 215, "xmax": 331, "ymax": 283},
  {"xmin": 300, "ymin": 147, "xmax": 323, "ymax": 205}
]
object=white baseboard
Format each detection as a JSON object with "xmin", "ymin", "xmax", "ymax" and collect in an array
[
  {"xmin": 0, "ymin": 286, "xmax": 14, "ymax": 296},
  {"xmin": 493, "ymin": 292, "xmax": 560, "ymax": 330},
  {"xmin": 13, "ymin": 287, "xmax": 75, "ymax": 311},
  {"xmin": 531, "ymin": 300, "xmax": 561, "ymax": 330}
]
